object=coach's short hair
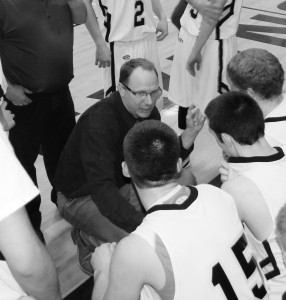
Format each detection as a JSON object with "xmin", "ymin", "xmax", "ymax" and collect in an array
[
  {"xmin": 205, "ymin": 92, "xmax": 265, "ymax": 145},
  {"xmin": 123, "ymin": 120, "xmax": 180, "ymax": 188},
  {"xmin": 227, "ymin": 48, "xmax": 284, "ymax": 100},
  {"xmin": 119, "ymin": 58, "xmax": 158, "ymax": 85}
]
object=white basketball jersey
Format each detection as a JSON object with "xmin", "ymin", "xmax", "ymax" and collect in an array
[
  {"xmin": 180, "ymin": 0, "xmax": 243, "ymax": 40},
  {"xmin": 94, "ymin": 0, "xmax": 156, "ymax": 42},
  {"xmin": 133, "ymin": 185, "xmax": 268, "ymax": 300},
  {"xmin": 241, "ymin": 165, "xmax": 286, "ymax": 299},
  {"xmin": 265, "ymin": 95, "xmax": 286, "ymax": 147},
  {"xmin": 226, "ymin": 147, "xmax": 286, "ymax": 181}
]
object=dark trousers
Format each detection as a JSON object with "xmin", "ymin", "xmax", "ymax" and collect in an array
[
  {"xmin": 5, "ymin": 87, "xmax": 76, "ymax": 237},
  {"xmin": 171, "ymin": 0, "xmax": 187, "ymax": 30}
]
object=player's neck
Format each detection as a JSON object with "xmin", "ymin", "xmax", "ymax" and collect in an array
[
  {"xmin": 234, "ymin": 137, "xmax": 278, "ymax": 158},
  {"xmin": 136, "ymin": 182, "xmax": 180, "ymax": 211},
  {"xmin": 257, "ymin": 94, "xmax": 284, "ymax": 118}
]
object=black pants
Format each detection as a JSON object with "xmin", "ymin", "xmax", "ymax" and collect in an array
[
  {"xmin": 5, "ymin": 86, "xmax": 76, "ymax": 237},
  {"xmin": 171, "ymin": 0, "xmax": 188, "ymax": 30}
]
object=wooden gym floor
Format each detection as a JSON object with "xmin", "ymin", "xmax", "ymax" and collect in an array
[{"xmin": 31, "ymin": 0, "xmax": 286, "ymax": 298}]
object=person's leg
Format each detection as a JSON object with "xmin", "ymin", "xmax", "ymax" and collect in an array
[
  {"xmin": 178, "ymin": 106, "xmax": 188, "ymax": 130},
  {"xmin": 57, "ymin": 191, "xmax": 129, "ymax": 276},
  {"xmin": 5, "ymin": 97, "xmax": 43, "ymax": 240},
  {"xmin": 171, "ymin": 0, "xmax": 187, "ymax": 30},
  {"xmin": 41, "ymin": 87, "xmax": 76, "ymax": 204},
  {"xmin": 57, "ymin": 184, "xmax": 144, "ymax": 275},
  {"xmin": 57, "ymin": 193, "xmax": 128, "ymax": 243},
  {"xmin": 168, "ymin": 28, "xmax": 197, "ymax": 126}
]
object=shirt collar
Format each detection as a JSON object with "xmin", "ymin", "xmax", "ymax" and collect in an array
[{"xmin": 228, "ymin": 146, "xmax": 285, "ymax": 163}]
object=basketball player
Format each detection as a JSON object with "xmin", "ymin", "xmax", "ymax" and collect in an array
[
  {"xmin": 83, "ymin": 0, "xmax": 168, "ymax": 109},
  {"xmin": 91, "ymin": 120, "xmax": 268, "ymax": 300},
  {"xmin": 169, "ymin": 0, "xmax": 243, "ymax": 129},
  {"xmin": 219, "ymin": 49, "xmax": 286, "ymax": 183},
  {"xmin": 205, "ymin": 91, "xmax": 286, "ymax": 299},
  {"xmin": 227, "ymin": 48, "xmax": 286, "ymax": 147}
]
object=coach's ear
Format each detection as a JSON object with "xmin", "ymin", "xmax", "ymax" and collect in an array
[
  {"xmin": 177, "ymin": 158, "xmax": 182, "ymax": 173},
  {"xmin": 118, "ymin": 82, "xmax": 126, "ymax": 98},
  {"xmin": 122, "ymin": 161, "xmax": 131, "ymax": 178}
]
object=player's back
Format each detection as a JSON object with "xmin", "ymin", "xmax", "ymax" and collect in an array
[
  {"xmin": 180, "ymin": 0, "xmax": 243, "ymax": 39},
  {"xmin": 134, "ymin": 184, "xmax": 268, "ymax": 299},
  {"xmin": 265, "ymin": 95, "xmax": 286, "ymax": 147},
  {"xmin": 242, "ymin": 165, "xmax": 286, "ymax": 299},
  {"xmin": 93, "ymin": 0, "xmax": 156, "ymax": 42}
]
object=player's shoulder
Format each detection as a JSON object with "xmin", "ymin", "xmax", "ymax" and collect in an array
[
  {"xmin": 196, "ymin": 183, "xmax": 233, "ymax": 199},
  {"xmin": 114, "ymin": 234, "xmax": 150, "ymax": 264},
  {"xmin": 112, "ymin": 234, "xmax": 161, "ymax": 280},
  {"xmin": 221, "ymin": 175, "xmax": 252, "ymax": 194},
  {"xmin": 195, "ymin": 184, "xmax": 238, "ymax": 211}
]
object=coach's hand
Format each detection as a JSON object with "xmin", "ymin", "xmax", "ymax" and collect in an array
[
  {"xmin": 182, "ymin": 105, "xmax": 205, "ymax": 149},
  {"xmin": 186, "ymin": 105, "xmax": 205, "ymax": 133},
  {"xmin": 187, "ymin": 50, "xmax": 202, "ymax": 77},
  {"xmin": 95, "ymin": 42, "xmax": 111, "ymax": 68},
  {"xmin": 6, "ymin": 83, "xmax": 32, "ymax": 106},
  {"xmin": 156, "ymin": 17, "xmax": 168, "ymax": 41}
]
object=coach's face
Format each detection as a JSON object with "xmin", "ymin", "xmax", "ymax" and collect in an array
[{"xmin": 119, "ymin": 67, "xmax": 160, "ymax": 119}]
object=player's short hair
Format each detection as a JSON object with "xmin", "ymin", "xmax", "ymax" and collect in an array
[
  {"xmin": 276, "ymin": 203, "xmax": 286, "ymax": 252},
  {"xmin": 119, "ymin": 58, "xmax": 158, "ymax": 85},
  {"xmin": 205, "ymin": 91, "xmax": 265, "ymax": 145},
  {"xmin": 227, "ymin": 48, "xmax": 284, "ymax": 100},
  {"xmin": 123, "ymin": 120, "xmax": 180, "ymax": 188}
]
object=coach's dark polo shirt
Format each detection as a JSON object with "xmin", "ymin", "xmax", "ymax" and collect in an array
[
  {"xmin": 0, "ymin": 0, "xmax": 74, "ymax": 93},
  {"xmin": 55, "ymin": 92, "xmax": 193, "ymax": 233}
]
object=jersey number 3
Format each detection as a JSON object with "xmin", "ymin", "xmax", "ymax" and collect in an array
[{"xmin": 134, "ymin": 0, "xmax": 145, "ymax": 27}]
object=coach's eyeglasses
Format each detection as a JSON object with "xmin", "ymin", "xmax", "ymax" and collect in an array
[{"xmin": 121, "ymin": 82, "xmax": 162, "ymax": 100}]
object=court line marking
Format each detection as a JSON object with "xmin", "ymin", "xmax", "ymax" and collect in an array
[{"xmin": 242, "ymin": 6, "xmax": 286, "ymax": 17}]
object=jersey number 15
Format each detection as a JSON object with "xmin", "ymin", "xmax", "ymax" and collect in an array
[{"xmin": 212, "ymin": 234, "xmax": 267, "ymax": 299}]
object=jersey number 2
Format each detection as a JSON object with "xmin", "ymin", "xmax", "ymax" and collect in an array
[
  {"xmin": 134, "ymin": 0, "xmax": 145, "ymax": 27},
  {"xmin": 212, "ymin": 234, "xmax": 267, "ymax": 299}
]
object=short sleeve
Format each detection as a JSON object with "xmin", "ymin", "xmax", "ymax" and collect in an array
[{"xmin": 0, "ymin": 128, "xmax": 39, "ymax": 222}]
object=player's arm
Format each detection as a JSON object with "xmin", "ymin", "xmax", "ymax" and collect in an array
[
  {"xmin": 83, "ymin": 0, "xmax": 111, "ymax": 68},
  {"xmin": 151, "ymin": 0, "xmax": 168, "ymax": 41},
  {"xmin": 0, "ymin": 208, "xmax": 61, "ymax": 300},
  {"xmin": 276, "ymin": 204, "xmax": 286, "ymax": 252},
  {"xmin": 186, "ymin": 0, "xmax": 224, "ymax": 24},
  {"xmin": 186, "ymin": 0, "xmax": 227, "ymax": 76},
  {"xmin": 66, "ymin": 0, "xmax": 87, "ymax": 25},
  {"xmin": 92, "ymin": 235, "xmax": 165, "ymax": 300},
  {"xmin": 222, "ymin": 176, "xmax": 273, "ymax": 241}
]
